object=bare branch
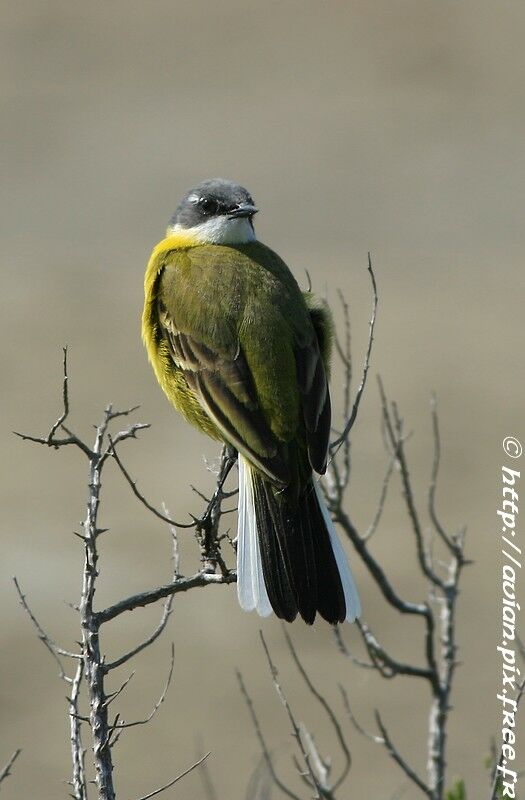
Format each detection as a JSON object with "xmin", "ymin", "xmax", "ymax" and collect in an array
[
  {"xmin": 13, "ymin": 350, "xmax": 94, "ymax": 458},
  {"xmin": 133, "ymin": 751, "xmax": 210, "ymax": 800},
  {"xmin": 104, "ymin": 405, "xmax": 142, "ymax": 422},
  {"xmin": 329, "ymin": 505, "xmax": 429, "ymax": 617},
  {"xmin": 104, "ymin": 672, "xmax": 135, "ymax": 708},
  {"xmin": 259, "ymin": 631, "xmax": 325, "ymax": 799},
  {"xmin": 101, "ymin": 423, "xmax": 150, "ymax": 459},
  {"xmin": 13, "ymin": 429, "xmax": 94, "ymax": 458},
  {"xmin": 330, "ymin": 253, "xmax": 378, "ymax": 453},
  {"xmin": 68, "ymin": 660, "xmax": 87, "ymax": 800},
  {"xmin": 340, "ymin": 687, "xmax": 383, "ymax": 744},
  {"xmin": 0, "ymin": 750, "xmax": 21, "ymax": 787},
  {"xmin": 332, "ymin": 288, "xmax": 353, "ymax": 490},
  {"xmin": 428, "ymin": 396, "xmax": 462, "ymax": 556},
  {"xmin": 299, "ymin": 726, "xmax": 329, "ymax": 790},
  {"xmin": 109, "ymin": 439, "xmax": 194, "ymax": 528},
  {"xmin": 328, "ymin": 359, "xmax": 465, "ymax": 797},
  {"xmin": 49, "ymin": 346, "xmax": 70, "ymax": 436},
  {"xmin": 195, "ymin": 735, "xmax": 219, "ymax": 800},
  {"xmin": 13, "ymin": 576, "xmax": 81, "ymax": 678},
  {"xmin": 283, "ymin": 627, "xmax": 351, "ymax": 790},
  {"xmin": 104, "ymin": 596, "xmax": 173, "ymax": 672},
  {"xmin": 162, "ymin": 504, "xmax": 181, "ymax": 579},
  {"xmin": 15, "ymin": 351, "xmax": 239, "ymax": 800},
  {"xmin": 362, "ymin": 453, "xmax": 396, "ymax": 541},
  {"xmin": 333, "ymin": 627, "xmax": 377, "ymax": 670},
  {"xmin": 107, "ymin": 644, "xmax": 174, "ymax": 731},
  {"xmin": 356, "ymin": 619, "xmax": 433, "ymax": 681},
  {"xmin": 97, "ymin": 570, "xmax": 236, "ymax": 625},
  {"xmin": 375, "ymin": 712, "xmax": 432, "ymax": 799},
  {"xmin": 377, "ymin": 379, "xmax": 446, "ymax": 591},
  {"xmin": 236, "ymin": 670, "xmax": 301, "ymax": 800},
  {"xmin": 333, "ymin": 288, "xmax": 352, "ymax": 437}
]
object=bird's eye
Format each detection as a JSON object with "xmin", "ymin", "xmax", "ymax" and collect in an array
[{"xmin": 199, "ymin": 197, "xmax": 219, "ymax": 215}]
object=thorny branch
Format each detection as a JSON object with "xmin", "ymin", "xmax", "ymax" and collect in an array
[
  {"xmin": 325, "ymin": 310, "xmax": 469, "ymax": 799},
  {"xmin": 14, "ymin": 351, "xmax": 234, "ymax": 798},
  {"xmin": 235, "ymin": 256, "xmax": 467, "ymax": 799},
  {"xmin": 13, "ymin": 266, "xmax": 480, "ymax": 800}
]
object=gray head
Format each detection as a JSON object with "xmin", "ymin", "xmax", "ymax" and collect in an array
[{"xmin": 168, "ymin": 179, "xmax": 258, "ymax": 245}]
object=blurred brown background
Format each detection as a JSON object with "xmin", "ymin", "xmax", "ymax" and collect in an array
[{"xmin": 1, "ymin": 2, "xmax": 524, "ymax": 798}]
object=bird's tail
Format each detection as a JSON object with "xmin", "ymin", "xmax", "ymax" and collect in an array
[{"xmin": 236, "ymin": 454, "xmax": 360, "ymax": 624}]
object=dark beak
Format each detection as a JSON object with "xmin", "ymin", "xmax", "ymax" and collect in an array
[{"xmin": 227, "ymin": 203, "xmax": 259, "ymax": 219}]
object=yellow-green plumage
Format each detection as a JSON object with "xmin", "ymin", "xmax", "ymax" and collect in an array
[
  {"xmin": 142, "ymin": 235, "xmax": 331, "ymax": 482},
  {"xmin": 142, "ymin": 236, "xmax": 223, "ymax": 441},
  {"xmin": 142, "ymin": 211, "xmax": 359, "ymax": 625}
]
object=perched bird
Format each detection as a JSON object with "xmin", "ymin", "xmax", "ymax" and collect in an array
[{"xmin": 142, "ymin": 179, "xmax": 360, "ymax": 624}]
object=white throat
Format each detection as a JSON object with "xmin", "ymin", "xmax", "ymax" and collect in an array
[{"xmin": 169, "ymin": 216, "xmax": 256, "ymax": 245}]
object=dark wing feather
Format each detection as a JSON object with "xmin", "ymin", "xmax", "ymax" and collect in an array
[{"xmin": 157, "ymin": 300, "xmax": 290, "ymax": 486}]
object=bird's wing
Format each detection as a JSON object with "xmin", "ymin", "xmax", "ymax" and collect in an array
[
  {"xmin": 296, "ymin": 293, "xmax": 334, "ymax": 474},
  {"xmin": 156, "ymin": 255, "xmax": 291, "ymax": 486}
]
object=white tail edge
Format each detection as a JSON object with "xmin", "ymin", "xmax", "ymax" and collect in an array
[
  {"xmin": 314, "ymin": 480, "xmax": 361, "ymax": 622},
  {"xmin": 237, "ymin": 455, "xmax": 273, "ymax": 617}
]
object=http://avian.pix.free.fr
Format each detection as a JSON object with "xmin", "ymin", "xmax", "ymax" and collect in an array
[{"xmin": 142, "ymin": 179, "xmax": 360, "ymax": 625}]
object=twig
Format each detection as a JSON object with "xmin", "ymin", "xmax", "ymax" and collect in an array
[
  {"xmin": 104, "ymin": 597, "xmax": 173, "ymax": 672},
  {"xmin": 428, "ymin": 396, "xmax": 462, "ymax": 556},
  {"xmin": 340, "ymin": 687, "xmax": 383, "ymax": 744},
  {"xmin": 48, "ymin": 346, "xmax": 70, "ymax": 441},
  {"xmin": 362, "ymin": 453, "xmax": 396, "ymax": 541},
  {"xmin": 327, "ymin": 346, "xmax": 466, "ymax": 798},
  {"xmin": 327, "ymin": 503, "xmax": 429, "ymax": 617},
  {"xmin": 0, "ymin": 750, "xmax": 21, "ymax": 786},
  {"xmin": 259, "ymin": 632, "xmax": 326, "ymax": 798},
  {"xmin": 330, "ymin": 253, "xmax": 378, "ymax": 454},
  {"xmin": 195, "ymin": 735, "xmax": 218, "ymax": 800},
  {"xmin": 107, "ymin": 644, "xmax": 174, "ymax": 731},
  {"xmin": 356, "ymin": 619, "xmax": 433, "ymax": 681},
  {"xmin": 236, "ymin": 671, "xmax": 301, "ymax": 800},
  {"xmin": 378, "ymin": 379, "xmax": 446, "ymax": 591},
  {"xmin": 104, "ymin": 672, "xmax": 135, "ymax": 708},
  {"xmin": 375, "ymin": 712, "xmax": 432, "ymax": 799},
  {"xmin": 97, "ymin": 571, "xmax": 236, "ymax": 626},
  {"xmin": 13, "ymin": 576, "xmax": 81, "ymax": 676},
  {"xmin": 13, "ymin": 349, "xmax": 92, "ymax": 459},
  {"xmin": 333, "ymin": 627, "xmax": 377, "ymax": 670},
  {"xmin": 133, "ymin": 751, "xmax": 210, "ymax": 800},
  {"xmin": 109, "ymin": 438, "xmax": 193, "ymax": 528},
  {"xmin": 15, "ymin": 350, "xmax": 239, "ymax": 800},
  {"xmin": 283, "ymin": 627, "xmax": 351, "ymax": 791},
  {"xmin": 68, "ymin": 660, "xmax": 87, "ymax": 800}
]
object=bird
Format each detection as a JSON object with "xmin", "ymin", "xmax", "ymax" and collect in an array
[{"xmin": 142, "ymin": 178, "xmax": 360, "ymax": 624}]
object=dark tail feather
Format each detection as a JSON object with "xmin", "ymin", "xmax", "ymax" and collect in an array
[
  {"xmin": 251, "ymin": 475, "xmax": 297, "ymax": 622},
  {"xmin": 251, "ymin": 471, "xmax": 349, "ymax": 625}
]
